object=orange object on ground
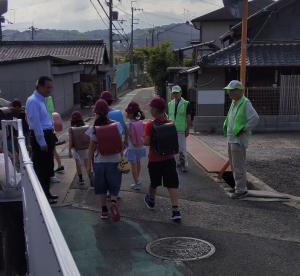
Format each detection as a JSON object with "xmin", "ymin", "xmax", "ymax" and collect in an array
[{"xmin": 187, "ymin": 135, "xmax": 231, "ymax": 173}]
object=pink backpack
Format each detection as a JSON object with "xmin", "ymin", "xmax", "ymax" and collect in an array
[
  {"xmin": 52, "ymin": 112, "xmax": 63, "ymax": 132},
  {"xmin": 129, "ymin": 120, "xmax": 144, "ymax": 147}
]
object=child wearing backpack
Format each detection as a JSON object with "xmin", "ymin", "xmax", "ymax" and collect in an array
[
  {"xmin": 86, "ymin": 99, "xmax": 123, "ymax": 222},
  {"xmin": 125, "ymin": 101, "xmax": 146, "ymax": 190},
  {"xmin": 68, "ymin": 111, "xmax": 90, "ymax": 185},
  {"xmin": 143, "ymin": 96, "xmax": 181, "ymax": 223}
]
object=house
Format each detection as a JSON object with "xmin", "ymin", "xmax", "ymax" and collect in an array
[
  {"xmin": 0, "ymin": 40, "xmax": 110, "ymax": 113},
  {"xmin": 191, "ymin": 0, "xmax": 273, "ymax": 48},
  {"xmin": 193, "ymin": 0, "xmax": 300, "ymax": 132},
  {"xmin": 167, "ymin": 0, "xmax": 273, "ymax": 118}
]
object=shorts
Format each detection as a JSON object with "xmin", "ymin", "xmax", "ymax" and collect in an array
[
  {"xmin": 148, "ymin": 158, "xmax": 179, "ymax": 189},
  {"xmin": 125, "ymin": 147, "xmax": 146, "ymax": 163},
  {"xmin": 93, "ymin": 162, "xmax": 122, "ymax": 196},
  {"xmin": 71, "ymin": 148, "xmax": 88, "ymax": 161}
]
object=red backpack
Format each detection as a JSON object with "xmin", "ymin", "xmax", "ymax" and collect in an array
[
  {"xmin": 129, "ymin": 120, "xmax": 144, "ymax": 147},
  {"xmin": 70, "ymin": 126, "xmax": 90, "ymax": 150},
  {"xmin": 95, "ymin": 122, "xmax": 123, "ymax": 156}
]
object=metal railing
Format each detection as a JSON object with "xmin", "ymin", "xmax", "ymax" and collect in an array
[{"xmin": 1, "ymin": 119, "xmax": 80, "ymax": 276}]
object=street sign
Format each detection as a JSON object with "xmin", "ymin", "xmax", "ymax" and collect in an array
[
  {"xmin": 223, "ymin": 0, "xmax": 243, "ymax": 17},
  {"xmin": 0, "ymin": 0, "xmax": 8, "ymax": 16}
]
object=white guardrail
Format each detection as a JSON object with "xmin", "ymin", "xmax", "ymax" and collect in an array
[{"xmin": 1, "ymin": 119, "xmax": 80, "ymax": 276}]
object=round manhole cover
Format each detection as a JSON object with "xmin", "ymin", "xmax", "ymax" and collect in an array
[{"xmin": 146, "ymin": 237, "xmax": 215, "ymax": 261}]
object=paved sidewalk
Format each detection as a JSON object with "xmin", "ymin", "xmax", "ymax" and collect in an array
[{"xmin": 52, "ymin": 88, "xmax": 300, "ymax": 276}]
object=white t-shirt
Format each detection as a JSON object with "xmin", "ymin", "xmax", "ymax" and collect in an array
[{"xmin": 85, "ymin": 122, "xmax": 123, "ymax": 163}]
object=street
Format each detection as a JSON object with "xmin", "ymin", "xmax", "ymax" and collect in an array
[{"xmin": 52, "ymin": 88, "xmax": 300, "ymax": 276}]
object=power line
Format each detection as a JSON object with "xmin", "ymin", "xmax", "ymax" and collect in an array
[
  {"xmin": 95, "ymin": 0, "xmax": 129, "ymax": 44},
  {"xmin": 90, "ymin": 0, "xmax": 109, "ymax": 28}
]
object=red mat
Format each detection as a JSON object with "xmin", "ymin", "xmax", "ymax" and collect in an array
[{"xmin": 187, "ymin": 135, "xmax": 231, "ymax": 173}]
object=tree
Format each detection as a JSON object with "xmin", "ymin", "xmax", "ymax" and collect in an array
[
  {"xmin": 147, "ymin": 42, "xmax": 176, "ymax": 97},
  {"xmin": 126, "ymin": 42, "xmax": 176, "ymax": 97}
]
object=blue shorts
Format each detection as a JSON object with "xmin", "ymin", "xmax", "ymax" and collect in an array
[
  {"xmin": 125, "ymin": 148, "xmax": 146, "ymax": 163},
  {"xmin": 93, "ymin": 162, "xmax": 122, "ymax": 196}
]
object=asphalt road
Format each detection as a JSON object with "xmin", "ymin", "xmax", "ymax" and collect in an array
[{"xmin": 53, "ymin": 88, "xmax": 300, "ymax": 276}]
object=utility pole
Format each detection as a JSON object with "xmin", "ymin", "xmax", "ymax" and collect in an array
[
  {"xmin": 130, "ymin": 1, "xmax": 142, "ymax": 88},
  {"xmin": 0, "ymin": 17, "xmax": 3, "ymax": 42},
  {"xmin": 108, "ymin": 0, "xmax": 117, "ymax": 98},
  {"xmin": 240, "ymin": 0, "xmax": 248, "ymax": 86},
  {"xmin": 151, "ymin": 26, "xmax": 155, "ymax": 47},
  {"xmin": 29, "ymin": 25, "xmax": 38, "ymax": 40}
]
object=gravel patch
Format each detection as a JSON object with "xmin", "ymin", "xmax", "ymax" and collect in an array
[{"xmin": 196, "ymin": 132, "xmax": 300, "ymax": 197}]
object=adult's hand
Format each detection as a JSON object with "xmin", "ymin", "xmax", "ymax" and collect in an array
[
  {"xmin": 185, "ymin": 129, "xmax": 190, "ymax": 137},
  {"xmin": 40, "ymin": 145, "xmax": 48, "ymax": 152}
]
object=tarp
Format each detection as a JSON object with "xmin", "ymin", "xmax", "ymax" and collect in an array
[{"xmin": 223, "ymin": 0, "xmax": 243, "ymax": 18}]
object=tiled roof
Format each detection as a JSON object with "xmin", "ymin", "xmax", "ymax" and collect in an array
[
  {"xmin": 201, "ymin": 42, "xmax": 300, "ymax": 67},
  {"xmin": 191, "ymin": 0, "xmax": 273, "ymax": 23},
  {"xmin": 0, "ymin": 40, "xmax": 108, "ymax": 65}
]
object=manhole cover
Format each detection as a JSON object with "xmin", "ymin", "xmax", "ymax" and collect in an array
[{"xmin": 146, "ymin": 237, "xmax": 215, "ymax": 261}]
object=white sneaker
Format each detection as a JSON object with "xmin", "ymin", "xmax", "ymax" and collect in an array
[
  {"xmin": 130, "ymin": 183, "xmax": 141, "ymax": 190},
  {"xmin": 50, "ymin": 176, "xmax": 60, "ymax": 183}
]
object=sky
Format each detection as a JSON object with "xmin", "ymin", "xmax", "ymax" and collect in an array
[{"xmin": 2, "ymin": 0, "xmax": 223, "ymax": 32}]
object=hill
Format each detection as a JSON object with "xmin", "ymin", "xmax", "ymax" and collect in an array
[{"xmin": 2, "ymin": 23, "xmax": 199, "ymax": 50}]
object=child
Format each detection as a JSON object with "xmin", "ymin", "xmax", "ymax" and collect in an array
[
  {"xmin": 86, "ymin": 99, "xmax": 123, "ymax": 221},
  {"xmin": 143, "ymin": 96, "xmax": 181, "ymax": 223},
  {"xmin": 69, "ymin": 111, "xmax": 90, "ymax": 185},
  {"xmin": 125, "ymin": 101, "xmax": 146, "ymax": 190}
]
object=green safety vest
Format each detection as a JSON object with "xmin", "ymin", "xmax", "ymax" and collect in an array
[
  {"xmin": 168, "ymin": 98, "xmax": 189, "ymax": 132},
  {"xmin": 45, "ymin": 96, "xmax": 55, "ymax": 120},
  {"xmin": 224, "ymin": 96, "xmax": 249, "ymax": 136}
]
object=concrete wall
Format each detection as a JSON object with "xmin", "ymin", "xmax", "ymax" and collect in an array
[
  {"xmin": 196, "ymin": 68, "xmax": 226, "ymax": 116},
  {"xmin": 201, "ymin": 21, "xmax": 239, "ymax": 47},
  {"xmin": 194, "ymin": 115, "xmax": 300, "ymax": 133},
  {"xmin": 0, "ymin": 60, "xmax": 51, "ymax": 105},
  {"xmin": 52, "ymin": 74, "xmax": 75, "ymax": 114}
]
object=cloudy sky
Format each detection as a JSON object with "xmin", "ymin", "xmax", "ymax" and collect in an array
[{"xmin": 3, "ymin": 0, "xmax": 223, "ymax": 32}]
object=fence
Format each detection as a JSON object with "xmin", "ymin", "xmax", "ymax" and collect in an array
[
  {"xmin": 224, "ymin": 86, "xmax": 300, "ymax": 116},
  {"xmin": 1, "ymin": 119, "xmax": 80, "ymax": 276},
  {"xmin": 116, "ymin": 62, "xmax": 130, "ymax": 89}
]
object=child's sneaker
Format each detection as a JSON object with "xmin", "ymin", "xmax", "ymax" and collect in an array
[
  {"xmin": 101, "ymin": 210, "xmax": 109, "ymax": 220},
  {"xmin": 131, "ymin": 183, "xmax": 141, "ymax": 190},
  {"xmin": 111, "ymin": 204, "xmax": 120, "ymax": 222},
  {"xmin": 171, "ymin": 210, "xmax": 182, "ymax": 223},
  {"xmin": 144, "ymin": 194, "xmax": 155, "ymax": 209}
]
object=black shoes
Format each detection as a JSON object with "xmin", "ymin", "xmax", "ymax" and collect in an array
[{"xmin": 54, "ymin": 166, "xmax": 64, "ymax": 173}]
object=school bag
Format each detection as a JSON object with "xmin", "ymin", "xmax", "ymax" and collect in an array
[
  {"xmin": 95, "ymin": 122, "xmax": 123, "ymax": 156},
  {"xmin": 151, "ymin": 120, "xmax": 179, "ymax": 156},
  {"xmin": 70, "ymin": 126, "xmax": 90, "ymax": 150},
  {"xmin": 52, "ymin": 112, "xmax": 63, "ymax": 132},
  {"xmin": 129, "ymin": 120, "xmax": 144, "ymax": 147}
]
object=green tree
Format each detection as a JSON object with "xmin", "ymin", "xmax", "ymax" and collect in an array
[
  {"xmin": 147, "ymin": 42, "xmax": 176, "ymax": 97},
  {"xmin": 126, "ymin": 42, "xmax": 176, "ymax": 97}
]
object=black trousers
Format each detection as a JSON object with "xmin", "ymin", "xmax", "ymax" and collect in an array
[{"xmin": 30, "ymin": 130, "xmax": 56, "ymax": 197}]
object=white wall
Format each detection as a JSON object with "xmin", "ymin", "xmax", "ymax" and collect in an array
[
  {"xmin": 0, "ymin": 60, "xmax": 51, "ymax": 105},
  {"xmin": 201, "ymin": 21, "xmax": 239, "ymax": 47},
  {"xmin": 52, "ymin": 74, "xmax": 75, "ymax": 114}
]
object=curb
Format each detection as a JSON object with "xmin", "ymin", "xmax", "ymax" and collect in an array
[{"xmin": 188, "ymin": 135, "xmax": 300, "ymax": 209}]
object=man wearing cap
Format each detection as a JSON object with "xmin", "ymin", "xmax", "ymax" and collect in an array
[
  {"xmin": 224, "ymin": 80, "xmax": 259, "ymax": 199},
  {"xmin": 168, "ymin": 85, "xmax": 192, "ymax": 172}
]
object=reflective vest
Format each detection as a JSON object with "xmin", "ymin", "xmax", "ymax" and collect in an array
[
  {"xmin": 45, "ymin": 96, "xmax": 55, "ymax": 120},
  {"xmin": 223, "ymin": 96, "xmax": 249, "ymax": 136},
  {"xmin": 168, "ymin": 98, "xmax": 189, "ymax": 132}
]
